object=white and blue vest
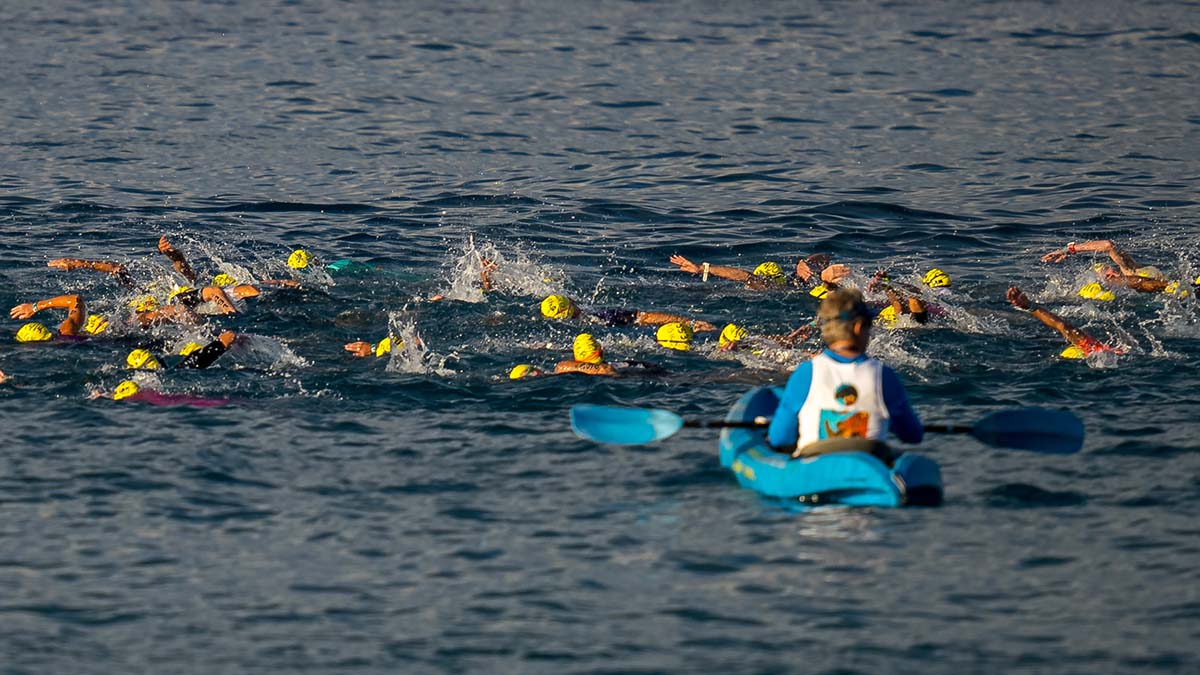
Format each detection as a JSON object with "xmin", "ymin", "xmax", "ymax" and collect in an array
[{"xmin": 797, "ymin": 352, "xmax": 891, "ymax": 448}]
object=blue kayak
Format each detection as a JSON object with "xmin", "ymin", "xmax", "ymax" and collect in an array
[{"xmin": 718, "ymin": 387, "xmax": 943, "ymax": 507}]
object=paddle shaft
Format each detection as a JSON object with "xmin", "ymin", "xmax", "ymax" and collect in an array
[
  {"xmin": 924, "ymin": 423, "xmax": 973, "ymax": 434},
  {"xmin": 684, "ymin": 418, "xmax": 769, "ymax": 430}
]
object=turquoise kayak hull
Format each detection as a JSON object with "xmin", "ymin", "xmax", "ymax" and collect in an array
[{"xmin": 718, "ymin": 387, "xmax": 943, "ymax": 507}]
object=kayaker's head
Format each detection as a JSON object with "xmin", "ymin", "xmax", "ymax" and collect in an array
[
  {"xmin": 508, "ymin": 364, "xmax": 543, "ymax": 380},
  {"xmin": 922, "ymin": 268, "xmax": 952, "ymax": 288},
  {"xmin": 288, "ymin": 249, "xmax": 312, "ymax": 269},
  {"xmin": 718, "ymin": 323, "xmax": 747, "ymax": 350},
  {"xmin": 752, "ymin": 261, "xmax": 786, "ymax": 285},
  {"xmin": 540, "ymin": 294, "xmax": 578, "ymax": 320},
  {"xmin": 573, "ymin": 333, "xmax": 604, "ymax": 364},
  {"xmin": 656, "ymin": 322, "xmax": 694, "ymax": 351},
  {"xmin": 818, "ymin": 288, "xmax": 873, "ymax": 352},
  {"xmin": 15, "ymin": 322, "xmax": 53, "ymax": 343}
]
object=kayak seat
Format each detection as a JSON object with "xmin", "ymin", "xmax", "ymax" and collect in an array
[{"xmin": 791, "ymin": 437, "xmax": 897, "ymax": 465}]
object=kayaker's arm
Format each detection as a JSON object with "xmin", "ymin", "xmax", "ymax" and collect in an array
[
  {"xmin": 882, "ymin": 366, "xmax": 923, "ymax": 444},
  {"xmin": 767, "ymin": 361, "xmax": 813, "ymax": 450}
]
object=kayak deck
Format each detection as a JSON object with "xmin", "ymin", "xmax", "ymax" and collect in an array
[{"xmin": 718, "ymin": 387, "xmax": 943, "ymax": 507}]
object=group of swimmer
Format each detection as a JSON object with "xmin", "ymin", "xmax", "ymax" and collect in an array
[
  {"xmin": 4, "ymin": 234, "xmax": 1195, "ymax": 443},
  {"xmin": 504, "ymin": 238, "xmax": 1195, "ymax": 384}
]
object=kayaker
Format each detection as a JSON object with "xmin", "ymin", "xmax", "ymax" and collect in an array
[
  {"xmin": 539, "ymin": 294, "xmax": 716, "ymax": 332},
  {"xmin": 767, "ymin": 288, "xmax": 924, "ymax": 454},
  {"xmin": 1005, "ymin": 286, "xmax": 1120, "ymax": 359},
  {"xmin": 668, "ymin": 253, "xmax": 851, "ymax": 291},
  {"xmin": 124, "ymin": 330, "xmax": 239, "ymax": 370}
]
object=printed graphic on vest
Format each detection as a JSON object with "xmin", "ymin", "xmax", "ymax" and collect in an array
[{"xmin": 819, "ymin": 384, "xmax": 869, "ymax": 439}]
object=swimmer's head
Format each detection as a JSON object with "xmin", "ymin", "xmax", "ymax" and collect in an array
[
  {"xmin": 1078, "ymin": 282, "xmax": 1115, "ymax": 302},
  {"xmin": 540, "ymin": 294, "xmax": 577, "ymax": 320},
  {"xmin": 1135, "ymin": 266, "xmax": 1166, "ymax": 281},
  {"xmin": 656, "ymin": 322, "xmax": 694, "ymax": 351},
  {"xmin": 131, "ymin": 295, "xmax": 159, "ymax": 313},
  {"xmin": 179, "ymin": 342, "xmax": 203, "ymax": 356},
  {"xmin": 876, "ymin": 304, "xmax": 899, "ymax": 329},
  {"xmin": 1060, "ymin": 345, "xmax": 1087, "ymax": 360},
  {"xmin": 809, "ymin": 284, "xmax": 829, "ymax": 299},
  {"xmin": 719, "ymin": 323, "xmax": 748, "ymax": 348},
  {"xmin": 374, "ymin": 336, "xmax": 402, "ymax": 357},
  {"xmin": 573, "ymin": 333, "xmax": 605, "ymax": 364},
  {"xmin": 168, "ymin": 285, "xmax": 194, "ymax": 300},
  {"xmin": 83, "ymin": 314, "xmax": 109, "ymax": 335},
  {"xmin": 923, "ymin": 268, "xmax": 952, "ymax": 288},
  {"xmin": 213, "ymin": 273, "xmax": 237, "ymax": 287},
  {"xmin": 752, "ymin": 261, "xmax": 786, "ymax": 284},
  {"xmin": 509, "ymin": 364, "xmax": 542, "ymax": 380},
  {"xmin": 287, "ymin": 249, "xmax": 311, "ymax": 269},
  {"xmin": 126, "ymin": 349, "xmax": 162, "ymax": 370},
  {"xmin": 113, "ymin": 380, "xmax": 140, "ymax": 401},
  {"xmin": 16, "ymin": 322, "xmax": 53, "ymax": 343}
]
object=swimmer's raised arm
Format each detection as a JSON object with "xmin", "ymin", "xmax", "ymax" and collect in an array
[
  {"xmin": 48, "ymin": 258, "xmax": 135, "ymax": 288},
  {"xmin": 10, "ymin": 295, "xmax": 86, "ymax": 336}
]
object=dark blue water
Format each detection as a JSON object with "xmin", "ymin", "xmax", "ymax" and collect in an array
[{"xmin": 2, "ymin": 1, "xmax": 1199, "ymax": 672}]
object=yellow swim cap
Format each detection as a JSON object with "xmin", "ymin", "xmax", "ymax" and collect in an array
[
  {"xmin": 1135, "ymin": 266, "xmax": 1165, "ymax": 280},
  {"xmin": 126, "ymin": 349, "xmax": 162, "ymax": 370},
  {"xmin": 752, "ymin": 261, "xmax": 786, "ymax": 284},
  {"xmin": 179, "ymin": 342, "xmax": 203, "ymax": 356},
  {"xmin": 213, "ymin": 273, "xmax": 236, "ymax": 287},
  {"xmin": 287, "ymin": 249, "xmax": 311, "ymax": 269},
  {"xmin": 113, "ymin": 380, "xmax": 140, "ymax": 401},
  {"xmin": 1163, "ymin": 281, "xmax": 1180, "ymax": 295},
  {"xmin": 877, "ymin": 304, "xmax": 899, "ymax": 328},
  {"xmin": 168, "ymin": 285, "xmax": 194, "ymax": 300},
  {"xmin": 83, "ymin": 314, "xmax": 109, "ymax": 335},
  {"xmin": 923, "ymin": 268, "xmax": 952, "ymax": 288},
  {"xmin": 16, "ymin": 322, "xmax": 53, "ymax": 343},
  {"xmin": 540, "ymin": 294, "xmax": 576, "ymax": 319},
  {"xmin": 656, "ymin": 322, "xmax": 694, "ymax": 351},
  {"xmin": 719, "ymin": 323, "xmax": 748, "ymax": 348},
  {"xmin": 509, "ymin": 364, "xmax": 538, "ymax": 380},
  {"xmin": 1060, "ymin": 345, "xmax": 1087, "ymax": 359},
  {"xmin": 573, "ymin": 333, "xmax": 604, "ymax": 364},
  {"xmin": 374, "ymin": 336, "xmax": 403, "ymax": 357},
  {"xmin": 1078, "ymin": 282, "xmax": 1115, "ymax": 302},
  {"xmin": 809, "ymin": 284, "xmax": 829, "ymax": 299},
  {"xmin": 131, "ymin": 295, "xmax": 159, "ymax": 313}
]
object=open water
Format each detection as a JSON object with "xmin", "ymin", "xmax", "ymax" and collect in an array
[{"xmin": 1, "ymin": 1, "xmax": 1199, "ymax": 673}]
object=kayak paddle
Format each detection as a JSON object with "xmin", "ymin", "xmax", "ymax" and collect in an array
[{"xmin": 569, "ymin": 404, "xmax": 1083, "ymax": 454}]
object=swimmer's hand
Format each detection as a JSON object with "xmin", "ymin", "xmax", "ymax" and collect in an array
[
  {"xmin": 691, "ymin": 320, "xmax": 717, "ymax": 332},
  {"xmin": 344, "ymin": 341, "xmax": 373, "ymax": 357},
  {"xmin": 669, "ymin": 254, "xmax": 701, "ymax": 275},
  {"xmin": 821, "ymin": 264, "xmax": 852, "ymax": 284},
  {"xmin": 1006, "ymin": 287, "xmax": 1032, "ymax": 310},
  {"xmin": 10, "ymin": 303, "xmax": 36, "ymax": 320}
]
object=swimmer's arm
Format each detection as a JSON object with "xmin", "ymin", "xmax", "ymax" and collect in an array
[
  {"xmin": 200, "ymin": 286, "xmax": 238, "ymax": 314},
  {"xmin": 669, "ymin": 254, "xmax": 754, "ymax": 284},
  {"xmin": 137, "ymin": 304, "xmax": 199, "ymax": 327},
  {"xmin": 259, "ymin": 279, "xmax": 302, "ymax": 288},
  {"xmin": 1006, "ymin": 287, "xmax": 1091, "ymax": 346},
  {"xmin": 633, "ymin": 311, "xmax": 716, "ymax": 332},
  {"xmin": 178, "ymin": 331, "xmax": 236, "ymax": 369},
  {"xmin": 344, "ymin": 341, "xmax": 375, "ymax": 358},
  {"xmin": 1106, "ymin": 275, "xmax": 1169, "ymax": 293},
  {"xmin": 1043, "ymin": 240, "xmax": 1138, "ymax": 275},
  {"xmin": 47, "ymin": 258, "xmax": 135, "ymax": 287},
  {"xmin": 480, "ymin": 258, "xmax": 496, "ymax": 292},
  {"xmin": 158, "ymin": 236, "xmax": 198, "ymax": 283},
  {"xmin": 553, "ymin": 360, "xmax": 618, "ymax": 376},
  {"xmin": 10, "ymin": 295, "xmax": 86, "ymax": 335}
]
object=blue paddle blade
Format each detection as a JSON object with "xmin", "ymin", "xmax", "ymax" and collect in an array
[
  {"xmin": 570, "ymin": 405, "xmax": 684, "ymax": 445},
  {"xmin": 970, "ymin": 408, "xmax": 1084, "ymax": 454}
]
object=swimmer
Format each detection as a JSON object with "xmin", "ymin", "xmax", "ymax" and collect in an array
[
  {"xmin": 125, "ymin": 331, "xmax": 238, "ymax": 370},
  {"xmin": 539, "ymin": 294, "xmax": 716, "ymax": 331},
  {"xmin": 96, "ymin": 380, "xmax": 231, "ymax": 407},
  {"xmin": 549, "ymin": 333, "xmax": 666, "ymax": 377},
  {"xmin": 287, "ymin": 248, "xmax": 377, "ymax": 276},
  {"xmin": 343, "ymin": 335, "xmax": 421, "ymax": 358},
  {"xmin": 716, "ymin": 322, "xmax": 820, "ymax": 353},
  {"xmin": 1041, "ymin": 239, "xmax": 1176, "ymax": 294},
  {"xmin": 10, "ymin": 295, "xmax": 87, "ymax": 339},
  {"xmin": 669, "ymin": 253, "xmax": 851, "ymax": 291},
  {"xmin": 1006, "ymin": 286, "xmax": 1119, "ymax": 359},
  {"xmin": 0, "ymin": 367, "xmax": 7, "ymax": 384}
]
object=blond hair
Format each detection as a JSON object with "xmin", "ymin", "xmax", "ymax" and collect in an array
[{"xmin": 818, "ymin": 288, "xmax": 872, "ymax": 345}]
